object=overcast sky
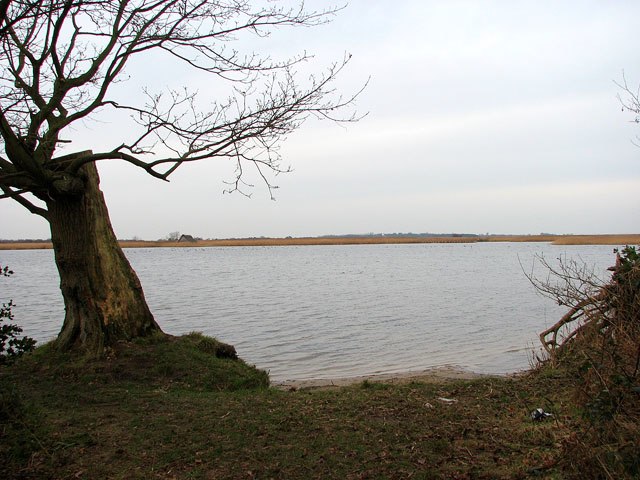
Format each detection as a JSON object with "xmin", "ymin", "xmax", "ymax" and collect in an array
[{"xmin": 2, "ymin": 0, "xmax": 640, "ymax": 240}]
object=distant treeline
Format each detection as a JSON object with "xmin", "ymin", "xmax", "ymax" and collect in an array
[
  {"xmin": 0, "ymin": 238, "xmax": 51, "ymax": 243},
  {"xmin": 0, "ymin": 233, "xmax": 555, "ymax": 243},
  {"xmin": 318, "ymin": 232, "xmax": 563, "ymax": 239},
  {"xmin": 318, "ymin": 233, "xmax": 481, "ymax": 239}
]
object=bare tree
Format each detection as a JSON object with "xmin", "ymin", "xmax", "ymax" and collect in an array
[
  {"xmin": 166, "ymin": 231, "xmax": 180, "ymax": 242},
  {"xmin": 0, "ymin": 0, "xmax": 362, "ymax": 353}
]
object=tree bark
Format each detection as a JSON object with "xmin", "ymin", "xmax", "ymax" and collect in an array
[{"xmin": 46, "ymin": 162, "xmax": 161, "ymax": 354}]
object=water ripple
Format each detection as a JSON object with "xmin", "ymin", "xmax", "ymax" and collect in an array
[{"xmin": 0, "ymin": 243, "xmax": 615, "ymax": 381}]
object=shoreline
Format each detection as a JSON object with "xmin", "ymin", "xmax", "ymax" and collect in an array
[
  {"xmin": 1, "ymin": 233, "xmax": 639, "ymax": 250},
  {"xmin": 272, "ymin": 365, "xmax": 506, "ymax": 390}
]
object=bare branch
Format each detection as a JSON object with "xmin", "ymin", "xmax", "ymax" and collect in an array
[
  {"xmin": 615, "ymin": 71, "xmax": 640, "ymax": 147},
  {"xmin": 0, "ymin": 0, "xmax": 364, "ymax": 212},
  {"xmin": 0, "ymin": 184, "xmax": 48, "ymax": 217},
  {"xmin": 523, "ymin": 253, "xmax": 613, "ymax": 354}
]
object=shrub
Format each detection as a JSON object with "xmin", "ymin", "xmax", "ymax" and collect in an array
[
  {"xmin": 532, "ymin": 247, "xmax": 640, "ymax": 477},
  {"xmin": 1, "ymin": 266, "xmax": 36, "ymax": 365}
]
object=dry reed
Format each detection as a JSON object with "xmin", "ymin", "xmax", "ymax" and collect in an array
[{"xmin": 1, "ymin": 234, "xmax": 638, "ymax": 250}]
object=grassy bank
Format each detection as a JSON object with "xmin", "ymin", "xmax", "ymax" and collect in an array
[
  {"xmin": 1, "ymin": 233, "xmax": 639, "ymax": 250},
  {"xmin": 2, "ymin": 334, "xmax": 585, "ymax": 479}
]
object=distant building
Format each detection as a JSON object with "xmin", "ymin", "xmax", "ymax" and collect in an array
[{"xmin": 178, "ymin": 234, "xmax": 197, "ymax": 243}]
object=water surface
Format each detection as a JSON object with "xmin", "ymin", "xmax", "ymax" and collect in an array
[{"xmin": 0, "ymin": 242, "xmax": 615, "ymax": 381}]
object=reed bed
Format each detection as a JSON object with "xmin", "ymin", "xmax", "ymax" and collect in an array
[
  {"xmin": 550, "ymin": 234, "xmax": 640, "ymax": 245},
  {"xmin": 0, "ymin": 242, "xmax": 52, "ymax": 250},
  {"xmin": 1, "ymin": 234, "xmax": 638, "ymax": 250}
]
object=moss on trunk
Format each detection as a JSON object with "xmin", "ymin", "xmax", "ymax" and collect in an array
[{"xmin": 46, "ymin": 162, "xmax": 161, "ymax": 354}]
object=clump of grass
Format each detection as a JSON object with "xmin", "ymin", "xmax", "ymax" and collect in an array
[
  {"xmin": 139, "ymin": 332, "xmax": 268, "ymax": 391},
  {"xmin": 360, "ymin": 379, "xmax": 390, "ymax": 390},
  {"xmin": 0, "ymin": 380, "xmax": 45, "ymax": 468},
  {"xmin": 1, "ymin": 332, "xmax": 269, "ymax": 478},
  {"xmin": 8, "ymin": 331, "xmax": 268, "ymax": 392}
]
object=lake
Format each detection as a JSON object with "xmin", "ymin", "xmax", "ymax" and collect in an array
[{"xmin": 0, "ymin": 242, "xmax": 616, "ymax": 382}]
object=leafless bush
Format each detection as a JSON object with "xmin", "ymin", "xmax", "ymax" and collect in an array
[{"xmin": 528, "ymin": 246, "xmax": 640, "ymax": 478}]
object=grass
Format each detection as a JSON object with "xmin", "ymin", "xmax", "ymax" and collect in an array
[{"xmin": 1, "ymin": 334, "xmax": 587, "ymax": 479}]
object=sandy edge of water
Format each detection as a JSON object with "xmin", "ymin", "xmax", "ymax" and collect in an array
[{"xmin": 272, "ymin": 365, "xmax": 509, "ymax": 390}]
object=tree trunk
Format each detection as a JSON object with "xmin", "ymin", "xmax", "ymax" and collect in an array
[{"xmin": 46, "ymin": 162, "xmax": 161, "ymax": 354}]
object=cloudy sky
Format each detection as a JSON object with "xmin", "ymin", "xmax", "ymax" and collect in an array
[{"xmin": 2, "ymin": 0, "xmax": 640, "ymax": 240}]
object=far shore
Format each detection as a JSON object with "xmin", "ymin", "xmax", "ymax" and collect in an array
[{"xmin": 1, "ymin": 233, "xmax": 639, "ymax": 250}]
